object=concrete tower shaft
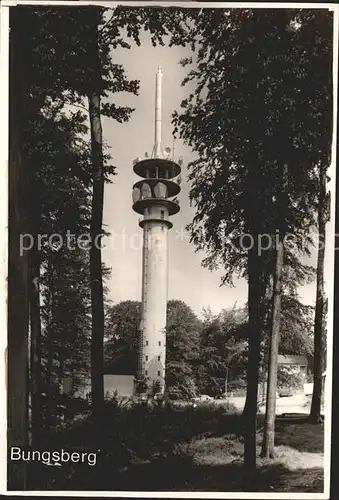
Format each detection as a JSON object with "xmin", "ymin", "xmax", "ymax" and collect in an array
[
  {"xmin": 139, "ymin": 210, "xmax": 169, "ymax": 390},
  {"xmin": 132, "ymin": 66, "xmax": 181, "ymax": 395}
]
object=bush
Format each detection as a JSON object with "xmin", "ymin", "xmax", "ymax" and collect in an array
[
  {"xmin": 194, "ymin": 400, "xmax": 238, "ymax": 414},
  {"xmin": 228, "ymin": 378, "xmax": 246, "ymax": 390},
  {"xmin": 165, "ymin": 377, "xmax": 198, "ymax": 401},
  {"xmin": 48, "ymin": 397, "xmax": 241, "ymax": 467},
  {"xmin": 278, "ymin": 366, "xmax": 304, "ymax": 391},
  {"xmin": 227, "ymin": 378, "xmax": 247, "ymax": 396},
  {"xmin": 134, "ymin": 376, "xmax": 148, "ymax": 395},
  {"xmin": 30, "ymin": 398, "xmax": 245, "ymax": 490},
  {"xmin": 165, "ymin": 387, "xmax": 184, "ymax": 401}
]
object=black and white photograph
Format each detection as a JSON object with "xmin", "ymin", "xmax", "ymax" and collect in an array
[{"xmin": 1, "ymin": 0, "xmax": 337, "ymax": 495}]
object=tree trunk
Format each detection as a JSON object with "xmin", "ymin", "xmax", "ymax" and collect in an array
[
  {"xmin": 88, "ymin": 91, "xmax": 105, "ymax": 412},
  {"xmin": 44, "ymin": 257, "xmax": 56, "ymax": 433},
  {"xmin": 46, "ymin": 330, "xmax": 54, "ymax": 430},
  {"xmin": 261, "ymin": 163, "xmax": 288, "ymax": 458},
  {"xmin": 310, "ymin": 161, "xmax": 327, "ymax": 423},
  {"xmin": 261, "ymin": 240, "xmax": 284, "ymax": 458},
  {"xmin": 87, "ymin": 16, "xmax": 105, "ymax": 415},
  {"xmin": 7, "ymin": 7, "xmax": 29, "ymax": 490},
  {"xmin": 261, "ymin": 376, "xmax": 266, "ymax": 406},
  {"xmin": 29, "ymin": 247, "xmax": 42, "ymax": 445},
  {"xmin": 243, "ymin": 246, "xmax": 268, "ymax": 485},
  {"xmin": 225, "ymin": 367, "xmax": 228, "ymax": 396}
]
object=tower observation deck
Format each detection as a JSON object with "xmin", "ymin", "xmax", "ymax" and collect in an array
[{"xmin": 132, "ymin": 65, "xmax": 181, "ymax": 394}]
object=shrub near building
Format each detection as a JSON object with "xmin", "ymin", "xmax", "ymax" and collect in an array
[{"xmin": 277, "ymin": 365, "xmax": 305, "ymax": 395}]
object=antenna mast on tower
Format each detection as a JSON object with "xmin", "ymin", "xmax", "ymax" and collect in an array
[{"xmin": 153, "ymin": 64, "xmax": 163, "ymax": 159}]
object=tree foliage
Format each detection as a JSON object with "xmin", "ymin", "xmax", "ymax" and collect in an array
[
  {"xmin": 197, "ymin": 307, "xmax": 247, "ymax": 396},
  {"xmin": 27, "ymin": 106, "xmax": 94, "ymax": 420},
  {"xmin": 165, "ymin": 300, "xmax": 201, "ymax": 399},
  {"xmin": 172, "ymin": 7, "xmax": 332, "ymax": 475},
  {"xmin": 104, "ymin": 300, "xmax": 202, "ymax": 399},
  {"xmin": 104, "ymin": 300, "xmax": 141, "ymax": 375},
  {"xmin": 173, "ymin": 8, "xmax": 332, "ymax": 282}
]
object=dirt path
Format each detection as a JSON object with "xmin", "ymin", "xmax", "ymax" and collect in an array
[{"xmin": 228, "ymin": 393, "xmax": 313, "ymax": 416}]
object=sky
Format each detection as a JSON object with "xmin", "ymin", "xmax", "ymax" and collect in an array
[{"xmin": 98, "ymin": 29, "xmax": 335, "ymax": 318}]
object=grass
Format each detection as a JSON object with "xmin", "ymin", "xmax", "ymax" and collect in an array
[
  {"xmin": 26, "ymin": 401, "xmax": 324, "ymax": 492},
  {"xmin": 170, "ymin": 415, "xmax": 324, "ymax": 492},
  {"xmin": 274, "ymin": 416, "xmax": 324, "ymax": 453}
]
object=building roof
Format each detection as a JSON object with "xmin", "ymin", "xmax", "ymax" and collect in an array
[{"xmin": 277, "ymin": 354, "xmax": 308, "ymax": 365}]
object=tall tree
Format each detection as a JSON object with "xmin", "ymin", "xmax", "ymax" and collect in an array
[
  {"xmin": 173, "ymin": 7, "xmax": 333, "ymax": 481},
  {"xmin": 19, "ymin": 5, "xmax": 138, "ymax": 414},
  {"xmin": 104, "ymin": 300, "xmax": 141, "ymax": 375},
  {"xmin": 261, "ymin": 164, "xmax": 288, "ymax": 458},
  {"xmin": 87, "ymin": 10, "xmax": 106, "ymax": 413},
  {"xmin": 23, "ymin": 93, "xmax": 95, "ymax": 429},
  {"xmin": 8, "ymin": 7, "xmax": 29, "ymax": 489},
  {"xmin": 261, "ymin": 223, "xmax": 284, "ymax": 458},
  {"xmin": 165, "ymin": 300, "xmax": 201, "ymax": 399},
  {"xmin": 310, "ymin": 161, "xmax": 330, "ymax": 422},
  {"xmin": 7, "ymin": 5, "xmax": 191, "ymax": 481},
  {"xmin": 197, "ymin": 306, "xmax": 247, "ymax": 397},
  {"xmin": 29, "ymin": 197, "xmax": 42, "ymax": 445},
  {"xmin": 24, "ymin": 100, "xmax": 88, "ymax": 439}
]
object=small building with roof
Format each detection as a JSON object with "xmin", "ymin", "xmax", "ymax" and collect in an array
[{"xmin": 277, "ymin": 354, "xmax": 308, "ymax": 375}]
